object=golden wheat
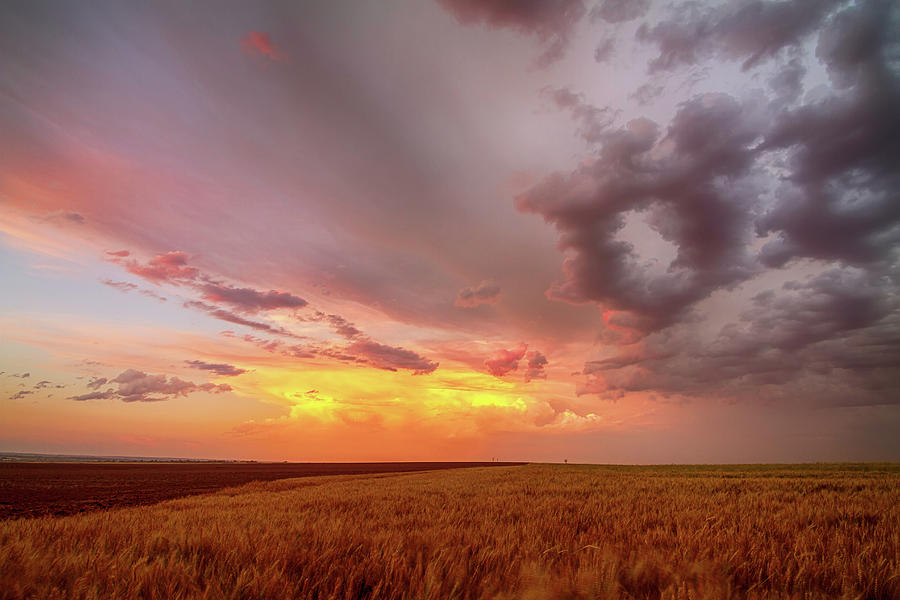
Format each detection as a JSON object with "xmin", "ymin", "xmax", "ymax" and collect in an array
[{"xmin": 1, "ymin": 464, "xmax": 897, "ymax": 599}]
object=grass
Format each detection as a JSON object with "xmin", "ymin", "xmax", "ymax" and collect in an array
[{"xmin": 1, "ymin": 463, "xmax": 898, "ymax": 599}]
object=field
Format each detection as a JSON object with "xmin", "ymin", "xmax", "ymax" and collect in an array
[
  {"xmin": 0, "ymin": 462, "xmax": 519, "ymax": 520},
  {"xmin": 1, "ymin": 463, "xmax": 898, "ymax": 599}
]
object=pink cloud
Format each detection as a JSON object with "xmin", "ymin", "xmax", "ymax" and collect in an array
[
  {"xmin": 125, "ymin": 251, "xmax": 199, "ymax": 285},
  {"xmin": 485, "ymin": 343, "xmax": 527, "ymax": 377},
  {"xmin": 241, "ymin": 31, "xmax": 282, "ymax": 62}
]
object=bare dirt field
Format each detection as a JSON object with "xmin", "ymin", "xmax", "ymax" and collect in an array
[{"xmin": 0, "ymin": 461, "xmax": 522, "ymax": 519}]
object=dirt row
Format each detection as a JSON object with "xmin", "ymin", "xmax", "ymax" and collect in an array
[{"xmin": 0, "ymin": 461, "xmax": 524, "ymax": 520}]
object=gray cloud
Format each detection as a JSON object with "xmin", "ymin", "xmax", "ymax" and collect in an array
[
  {"xmin": 583, "ymin": 268, "xmax": 900, "ymax": 405},
  {"xmin": 524, "ymin": 350, "xmax": 549, "ymax": 382},
  {"xmin": 455, "ymin": 281, "xmax": 502, "ymax": 308},
  {"xmin": 591, "ymin": 0, "xmax": 649, "ymax": 24},
  {"xmin": 344, "ymin": 340, "xmax": 439, "ymax": 375},
  {"xmin": 69, "ymin": 369, "xmax": 232, "ymax": 403},
  {"xmin": 185, "ymin": 360, "xmax": 248, "ymax": 376},
  {"xmin": 436, "ymin": 0, "xmax": 586, "ymax": 65},
  {"xmin": 86, "ymin": 376, "xmax": 108, "ymax": 390},
  {"xmin": 518, "ymin": 93, "xmax": 762, "ymax": 334},
  {"xmin": 199, "ymin": 282, "xmax": 307, "ymax": 313},
  {"xmin": 636, "ymin": 0, "xmax": 844, "ymax": 72},
  {"xmin": 521, "ymin": 0, "xmax": 900, "ymax": 405}
]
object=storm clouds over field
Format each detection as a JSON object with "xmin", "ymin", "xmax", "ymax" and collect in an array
[{"xmin": 1, "ymin": 1, "xmax": 898, "ymax": 462}]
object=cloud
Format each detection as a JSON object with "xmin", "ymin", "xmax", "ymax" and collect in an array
[
  {"xmin": 636, "ymin": 0, "xmax": 844, "ymax": 72},
  {"xmin": 518, "ymin": 93, "xmax": 762, "ymax": 334},
  {"xmin": 313, "ymin": 312, "xmax": 362, "ymax": 339},
  {"xmin": 582, "ymin": 268, "xmax": 900, "ymax": 405},
  {"xmin": 240, "ymin": 31, "xmax": 282, "ymax": 62},
  {"xmin": 12, "ymin": 372, "xmax": 30, "ymax": 378},
  {"xmin": 593, "ymin": 37, "xmax": 616, "ymax": 63},
  {"xmin": 102, "ymin": 279, "xmax": 138, "ymax": 292},
  {"xmin": 436, "ymin": 0, "xmax": 586, "ymax": 65},
  {"xmin": 69, "ymin": 391, "xmax": 115, "ymax": 401},
  {"xmin": 199, "ymin": 283, "xmax": 307, "ymax": 313},
  {"xmin": 32, "ymin": 380, "xmax": 52, "ymax": 389},
  {"xmin": 756, "ymin": 1, "xmax": 900, "ymax": 268},
  {"xmin": 454, "ymin": 281, "xmax": 502, "ymax": 308},
  {"xmin": 518, "ymin": 0, "xmax": 900, "ymax": 406},
  {"xmin": 105, "ymin": 250, "xmax": 130, "ymax": 257},
  {"xmin": 184, "ymin": 300, "xmax": 303, "ymax": 339},
  {"xmin": 485, "ymin": 343, "xmax": 528, "ymax": 377},
  {"xmin": 221, "ymin": 331, "xmax": 286, "ymax": 353},
  {"xmin": 86, "ymin": 376, "xmax": 108, "ymax": 390},
  {"xmin": 9, "ymin": 390, "xmax": 33, "ymax": 400},
  {"xmin": 344, "ymin": 340, "xmax": 439, "ymax": 375},
  {"xmin": 139, "ymin": 289, "xmax": 167, "ymax": 302},
  {"xmin": 69, "ymin": 369, "xmax": 232, "ymax": 403},
  {"xmin": 185, "ymin": 360, "xmax": 247, "ymax": 376},
  {"xmin": 590, "ymin": 0, "xmax": 649, "ymax": 24},
  {"xmin": 524, "ymin": 350, "xmax": 548, "ymax": 382},
  {"xmin": 124, "ymin": 251, "xmax": 199, "ymax": 285},
  {"xmin": 545, "ymin": 87, "xmax": 617, "ymax": 144}
]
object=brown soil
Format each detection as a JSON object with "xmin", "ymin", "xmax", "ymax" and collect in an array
[{"xmin": 0, "ymin": 461, "xmax": 523, "ymax": 520}]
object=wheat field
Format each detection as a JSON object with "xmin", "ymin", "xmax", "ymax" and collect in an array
[{"xmin": 1, "ymin": 464, "xmax": 897, "ymax": 599}]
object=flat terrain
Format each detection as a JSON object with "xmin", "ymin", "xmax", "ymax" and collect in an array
[
  {"xmin": 0, "ymin": 461, "xmax": 522, "ymax": 520},
  {"xmin": 1, "ymin": 463, "xmax": 897, "ymax": 599}
]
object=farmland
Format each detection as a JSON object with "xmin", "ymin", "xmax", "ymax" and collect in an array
[
  {"xmin": 0, "ymin": 461, "xmax": 520, "ymax": 520},
  {"xmin": 1, "ymin": 463, "xmax": 898, "ymax": 599}
]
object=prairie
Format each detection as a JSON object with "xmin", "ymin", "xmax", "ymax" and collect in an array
[{"xmin": 1, "ymin": 463, "xmax": 897, "ymax": 599}]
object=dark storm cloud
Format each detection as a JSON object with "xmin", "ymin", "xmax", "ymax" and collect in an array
[
  {"xmin": 436, "ymin": 0, "xmax": 586, "ymax": 65},
  {"xmin": 767, "ymin": 57, "xmax": 806, "ymax": 107},
  {"xmin": 455, "ymin": 281, "xmax": 502, "ymax": 308},
  {"xmin": 69, "ymin": 369, "xmax": 231, "ymax": 403},
  {"xmin": 757, "ymin": 0, "xmax": 900, "ymax": 268},
  {"xmin": 522, "ymin": 0, "xmax": 900, "ymax": 404},
  {"xmin": 636, "ymin": 0, "xmax": 845, "ymax": 72},
  {"xmin": 185, "ymin": 360, "xmax": 248, "ymax": 376},
  {"xmin": 518, "ymin": 93, "xmax": 761, "ymax": 334},
  {"xmin": 583, "ymin": 268, "xmax": 900, "ymax": 405}
]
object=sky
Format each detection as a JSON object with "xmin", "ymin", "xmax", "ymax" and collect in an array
[{"xmin": 1, "ymin": 0, "xmax": 898, "ymax": 463}]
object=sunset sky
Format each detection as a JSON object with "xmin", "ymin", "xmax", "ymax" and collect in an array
[{"xmin": 2, "ymin": 0, "xmax": 898, "ymax": 463}]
